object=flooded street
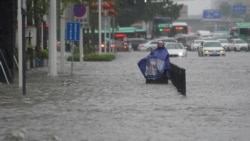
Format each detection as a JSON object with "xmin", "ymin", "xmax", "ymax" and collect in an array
[{"xmin": 1, "ymin": 51, "xmax": 250, "ymax": 141}]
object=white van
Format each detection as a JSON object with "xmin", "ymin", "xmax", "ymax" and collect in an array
[{"xmin": 197, "ymin": 30, "xmax": 211, "ymax": 37}]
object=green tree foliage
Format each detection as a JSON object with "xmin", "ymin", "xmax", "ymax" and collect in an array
[
  {"xmin": 114, "ymin": 0, "xmax": 183, "ymax": 26},
  {"xmin": 24, "ymin": 0, "xmax": 183, "ymax": 53},
  {"xmin": 60, "ymin": 0, "xmax": 81, "ymax": 14},
  {"xmin": 26, "ymin": 0, "xmax": 183, "ymax": 33},
  {"xmin": 25, "ymin": 0, "xmax": 48, "ymax": 59},
  {"xmin": 25, "ymin": 0, "xmax": 81, "ymax": 59}
]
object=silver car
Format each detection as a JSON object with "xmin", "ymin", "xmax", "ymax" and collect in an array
[
  {"xmin": 229, "ymin": 38, "xmax": 248, "ymax": 51},
  {"xmin": 137, "ymin": 40, "xmax": 158, "ymax": 51},
  {"xmin": 217, "ymin": 39, "xmax": 234, "ymax": 51},
  {"xmin": 197, "ymin": 40, "xmax": 225, "ymax": 56},
  {"xmin": 165, "ymin": 42, "xmax": 187, "ymax": 57},
  {"xmin": 190, "ymin": 40, "xmax": 203, "ymax": 51}
]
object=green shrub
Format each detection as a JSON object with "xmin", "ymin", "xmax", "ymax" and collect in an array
[
  {"xmin": 67, "ymin": 53, "xmax": 115, "ymax": 61},
  {"xmin": 84, "ymin": 53, "xmax": 115, "ymax": 61},
  {"xmin": 67, "ymin": 54, "xmax": 80, "ymax": 61},
  {"xmin": 41, "ymin": 49, "xmax": 48, "ymax": 59}
]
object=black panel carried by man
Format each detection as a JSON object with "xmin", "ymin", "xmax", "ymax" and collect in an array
[{"xmin": 137, "ymin": 40, "xmax": 170, "ymax": 84}]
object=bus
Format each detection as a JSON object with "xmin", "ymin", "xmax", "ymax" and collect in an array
[
  {"xmin": 152, "ymin": 17, "xmax": 173, "ymax": 38},
  {"xmin": 232, "ymin": 22, "xmax": 250, "ymax": 41},
  {"xmin": 171, "ymin": 22, "xmax": 189, "ymax": 36},
  {"xmin": 90, "ymin": 27, "xmax": 146, "ymax": 41},
  {"xmin": 114, "ymin": 27, "xmax": 147, "ymax": 40}
]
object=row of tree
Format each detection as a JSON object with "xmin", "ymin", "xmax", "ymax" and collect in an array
[{"xmin": 114, "ymin": 0, "xmax": 183, "ymax": 26}]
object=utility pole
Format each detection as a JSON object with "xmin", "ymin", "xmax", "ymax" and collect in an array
[
  {"xmin": 18, "ymin": 0, "xmax": 23, "ymax": 88},
  {"xmin": 48, "ymin": 0, "xmax": 58, "ymax": 76}
]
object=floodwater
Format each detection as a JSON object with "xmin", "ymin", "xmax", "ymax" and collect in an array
[{"xmin": 1, "ymin": 51, "xmax": 250, "ymax": 141}]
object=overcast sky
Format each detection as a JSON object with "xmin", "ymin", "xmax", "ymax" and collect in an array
[{"xmin": 175, "ymin": 0, "xmax": 212, "ymax": 15}]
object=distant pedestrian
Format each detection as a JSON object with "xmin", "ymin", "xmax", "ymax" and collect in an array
[{"xmin": 137, "ymin": 40, "xmax": 170, "ymax": 84}]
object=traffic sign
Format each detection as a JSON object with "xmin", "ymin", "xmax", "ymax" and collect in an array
[
  {"xmin": 66, "ymin": 22, "xmax": 80, "ymax": 41},
  {"xmin": 73, "ymin": 3, "xmax": 86, "ymax": 18},
  {"xmin": 232, "ymin": 5, "xmax": 246, "ymax": 14},
  {"xmin": 203, "ymin": 9, "xmax": 221, "ymax": 19}
]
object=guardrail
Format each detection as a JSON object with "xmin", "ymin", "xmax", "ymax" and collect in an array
[
  {"xmin": 169, "ymin": 63, "xmax": 186, "ymax": 96},
  {"xmin": 0, "ymin": 49, "xmax": 13, "ymax": 84}
]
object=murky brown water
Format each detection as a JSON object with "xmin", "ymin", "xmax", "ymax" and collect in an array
[{"xmin": 1, "ymin": 51, "xmax": 250, "ymax": 141}]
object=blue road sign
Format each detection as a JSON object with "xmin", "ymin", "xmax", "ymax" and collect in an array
[
  {"xmin": 232, "ymin": 5, "xmax": 246, "ymax": 14},
  {"xmin": 203, "ymin": 9, "xmax": 221, "ymax": 19},
  {"xmin": 73, "ymin": 3, "xmax": 86, "ymax": 18},
  {"xmin": 66, "ymin": 22, "xmax": 80, "ymax": 41}
]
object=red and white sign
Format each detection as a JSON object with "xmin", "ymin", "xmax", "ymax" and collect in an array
[{"xmin": 73, "ymin": 3, "xmax": 86, "ymax": 18}]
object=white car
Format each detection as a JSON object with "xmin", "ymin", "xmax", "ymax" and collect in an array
[
  {"xmin": 190, "ymin": 40, "xmax": 203, "ymax": 51},
  {"xmin": 229, "ymin": 38, "xmax": 248, "ymax": 51},
  {"xmin": 157, "ymin": 37, "xmax": 178, "ymax": 43},
  {"xmin": 137, "ymin": 40, "xmax": 158, "ymax": 51},
  {"xmin": 197, "ymin": 40, "xmax": 225, "ymax": 56},
  {"xmin": 165, "ymin": 42, "xmax": 187, "ymax": 57},
  {"xmin": 217, "ymin": 39, "xmax": 234, "ymax": 51}
]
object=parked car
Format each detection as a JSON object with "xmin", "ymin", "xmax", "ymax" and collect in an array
[
  {"xmin": 112, "ymin": 40, "xmax": 129, "ymax": 52},
  {"xmin": 137, "ymin": 40, "xmax": 158, "ymax": 51},
  {"xmin": 165, "ymin": 42, "xmax": 187, "ymax": 57},
  {"xmin": 190, "ymin": 39, "xmax": 203, "ymax": 51},
  {"xmin": 95, "ymin": 40, "xmax": 123, "ymax": 53},
  {"xmin": 217, "ymin": 38, "xmax": 234, "ymax": 51},
  {"xmin": 197, "ymin": 40, "xmax": 225, "ymax": 56},
  {"xmin": 95, "ymin": 43, "xmax": 110, "ymax": 52},
  {"xmin": 229, "ymin": 38, "xmax": 249, "ymax": 51},
  {"xmin": 126, "ymin": 38, "xmax": 146, "ymax": 51}
]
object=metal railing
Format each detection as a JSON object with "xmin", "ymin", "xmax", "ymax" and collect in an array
[
  {"xmin": 0, "ymin": 49, "xmax": 13, "ymax": 84},
  {"xmin": 169, "ymin": 63, "xmax": 186, "ymax": 96},
  {"xmin": 0, "ymin": 61, "xmax": 9, "ymax": 84}
]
